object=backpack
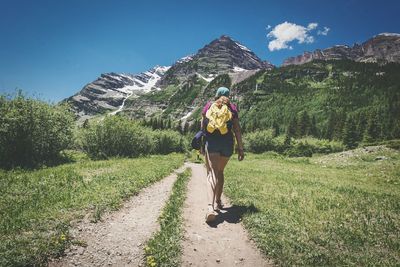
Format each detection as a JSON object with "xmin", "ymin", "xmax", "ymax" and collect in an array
[{"xmin": 204, "ymin": 100, "xmax": 233, "ymax": 135}]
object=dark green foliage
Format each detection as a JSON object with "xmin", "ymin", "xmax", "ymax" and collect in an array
[
  {"xmin": 244, "ymin": 129, "xmax": 276, "ymax": 153},
  {"xmin": 80, "ymin": 116, "xmax": 187, "ymax": 159},
  {"xmin": 233, "ymin": 60, "xmax": 400, "ymax": 145},
  {"xmin": 285, "ymin": 141, "xmax": 313, "ymax": 157},
  {"xmin": 152, "ymin": 130, "xmax": 188, "ymax": 154},
  {"xmin": 297, "ymin": 110, "xmax": 311, "ymax": 137},
  {"xmin": 363, "ymin": 112, "xmax": 381, "ymax": 143},
  {"xmin": 287, "ymin": 116, "xmax": 298, "ymax": 137},
  {"xmin": 0, "ymin": 92, "xmax": 74, "ymax": 169},
  {"xmin": 81, "ymin": 116, "xmax": 154, "ymax": 159},
  {"xmin": 244, "ymin": 131, "xmax": 344, "ymax": 156},
  {"xmin": 342, "ymin": 115, "xmax": 359, "ymax": 149}
]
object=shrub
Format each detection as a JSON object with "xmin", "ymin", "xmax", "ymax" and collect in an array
[
  {"xmin": 295, "ymin": 137, "xmax": 344, "ymax": 154},
  {"xmin": 81, "ymin": 116, "xmax": 155, "ymax": 159},
  {"xmin": 0, "ymin": 93, "xmax": 74, "ymax": 169},
  {"xmin": 152, "ymin": 129, "xmax": 188, "ymax": 154},
  {"xmin": 285, "ymin": 141, "xmax": 313, "ymax": 157},
  {"xmin": 80, "ymin": 116, "xmax": 188, "ymax": 159},
  {"xmin": 244, "ymin": 129, "xmax": 276, "ymax": 153},
  {"xmin": 244, "ymin": 130, "xmax": 344, "ymax": 156}
]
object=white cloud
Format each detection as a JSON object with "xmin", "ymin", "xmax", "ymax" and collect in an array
[
  {"xmin": 307, "ymin": 23, "xmax": 318, "ymax": 30},
  {"xmin": 318, "ymin": 26, "xmax": 330, "ymax": 36},
  {"xmin": 267, "ymin": 21, "xmax": 319, "ymax": 51},
  {"xmin": 266, "ymin": 25, "xmax": 272, "ymax": 30}
]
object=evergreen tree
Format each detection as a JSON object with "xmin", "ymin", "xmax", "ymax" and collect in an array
[
  {"xmin": 287, "ymin": 116, "xmax": 297, "ymax": 138},
  {"xmin": 82, "ymin": 119, "xmax": 90, "ymax": 129},
  {"xmin": 272, "ymin": 121, "xmax": 280, "ymax": 137},
  {"xmin": 175, "ymin": 119, "xmax": 183, "ymax": 134},
  {"xmin": 332, "ymin": 111, "xmax": 346, "ymax": 140},
  {"xmin": 310, "ymin": 115, "xmax": 319, "ymax": 137},
  {"xmin": 183, "ymin": 121, "xmax": 189, "ymax": 134},
  {"xmin": 325, "ymin": 111, "xmax": 336, "ymax": 140},
  {"xmin": 342, "ymin": 115, "xmax": 358, "ymax": 149},
  {"xmin": 297, "ymin": 111, "xmax": 311, "ymax": 137},
  {"xmin": 363, "ymin": 112, "xmax": 381, "ymax": 143}
]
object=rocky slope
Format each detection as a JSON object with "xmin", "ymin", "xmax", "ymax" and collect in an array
[
  {"xmin": 283, "ymin": 33, "xmax": 400, "ymax": 66},
  {"xmin": 66, "ymin": 66, "xmax": 169, "ymax": 117},
  {"xmin": 159, "ymin": 35, "xmax": 274, "ymax": 86}
]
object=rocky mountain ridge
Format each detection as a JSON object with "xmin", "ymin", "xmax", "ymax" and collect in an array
[
  {"xmin": 66, "ymin": 35, "xmax": 274, "ymax": 119},
  {"xmin": 283, "ymin": 33, "xmax": 400, "ymax": 66},
  {"xmin": 66, "ymin": 66, "xmax": 169, "ymax": 118}
]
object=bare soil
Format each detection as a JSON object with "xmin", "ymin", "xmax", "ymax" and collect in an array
[
  {"xmin": 181, "ymin": 163, "xmax": 273, "ymax": 267},
  {"xmin": 48, "ymin": 167, "xmax": 185, "ymax": 267}
]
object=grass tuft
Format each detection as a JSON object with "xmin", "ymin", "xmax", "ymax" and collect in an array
[{"xmin": 144, "ymin": 168, "xmax": 191, "ymax": 267}]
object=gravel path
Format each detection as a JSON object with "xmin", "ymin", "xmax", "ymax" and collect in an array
[
  {"xmin": 182, "ymin": 163, "xmax": 274, "ymax": 267},
  {"xmin": 49, "ymin": 167, "xmax": 185, "ymax": 267}
]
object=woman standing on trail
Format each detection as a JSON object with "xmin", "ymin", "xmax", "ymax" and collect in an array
[{"xmin": 201, "ymin": 87, "xmax": 244, "ymax": 222}]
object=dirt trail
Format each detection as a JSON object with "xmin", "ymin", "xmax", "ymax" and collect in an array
[
  {"xmin": 49, "ymin": 167, "xmax": 185, "ymax": 267},
  {"xmin": 182, "ymin": 163, "xmax": 273, "ymax": 267}
]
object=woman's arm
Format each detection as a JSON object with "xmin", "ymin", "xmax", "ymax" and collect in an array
[{"xmin": 232, "ymin": 118, "xmax": 244, "ymax": 161}]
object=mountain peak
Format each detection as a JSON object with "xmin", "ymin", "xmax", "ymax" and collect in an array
[
  {"xmin": 375, "ymin": 32, "xmax": 400, "ymax": 38},
  {"xmin": 283, "ymin": 33, "xmax": 400, "ymax": 66},
  {"xmin": 219, "ymin": 34, "xmax": 233, "ymax": 40}
]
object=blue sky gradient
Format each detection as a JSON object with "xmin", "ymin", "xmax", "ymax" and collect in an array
[{"xmin": 1, "ymin": 0, "xmax": 399, "ymax": 101}]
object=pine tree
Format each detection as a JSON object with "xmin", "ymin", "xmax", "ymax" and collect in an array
[
  {"xmin": 287, "ymin": 116, "xmax": 297, "ymax": 138},
  {"xmin": 297, "ymin": 111, "xmax": 311, "ymax": 137},
  {"xmin": 325, "ymin": 111, "xmax": 336, "ymax": 140},
  {"xmin": 342, "ymin": 116, "xmax": 358, "ymax": 149},
  {"xmin": 183, "ymin": 122, "xmax": 189, "ymax": 134},
  {"xmin": 363, "ymin": 112, "xmax": 381, "ymax": 143},
  {"xmin": 272, "ymin": 121, "xmax": 280, "ymax": 137},
  {"xmin": 310, "ymin": 115, "xmax": 319, "ymax": 137},
  {"xmin": 82, "ymin": 119, "xmax": 89, "ymax": 129},
  {"xmin": 332, "ymin": 111, "xmax": 346, "ymax": 140}
]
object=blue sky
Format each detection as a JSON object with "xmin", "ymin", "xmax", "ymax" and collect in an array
[{"xmin": 1, "ymin": 0, "xmax": 399, "ymax": 102}]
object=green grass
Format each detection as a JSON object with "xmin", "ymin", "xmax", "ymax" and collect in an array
[
  {"xmin": 0, "ymin": 153, "xmax": 184, "ymax": 266},
  {"xmin": 224, "ymin": 149, "xmax": 400, "ymax": 266},
  {"xmin": 145, "ymin": 168, "xmax": 191, "ymax": 267}
]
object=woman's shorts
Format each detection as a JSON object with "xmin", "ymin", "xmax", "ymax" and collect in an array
[{"xmin": 205, "ymin": 131, "xmax": 234, "ymax": 157}]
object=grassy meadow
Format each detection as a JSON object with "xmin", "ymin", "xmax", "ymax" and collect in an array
[
  {"xmin": 224, "ymin": 147, "xmax": 400, "ymax": 266},
  {"xmin": 0, "ymin": 153, "xmax": 184, "ymax": 266}
]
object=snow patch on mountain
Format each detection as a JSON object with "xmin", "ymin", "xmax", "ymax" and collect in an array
[
  {"xmin": 177, "ymin": 55, "xmax": 194, "ymax": 64},
  {"xmin": 235, "ymin": 41, "xmax": 252, "ymax": 52},
  {"xmin": 232, "ymin": 66, "xmax": 248, "ymax": 72},
  {"xmin": 196, "ymin": 73, "xmax": 215, "ymax": 82},
  {"xmin": 376, "ymin": 33, "xmax": 400, "ymax": 37}
]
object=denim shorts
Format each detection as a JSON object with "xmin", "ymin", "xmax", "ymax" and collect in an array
[{"xmin": 205, "ymin": 131, "xmax": 234, "ymax": 157}]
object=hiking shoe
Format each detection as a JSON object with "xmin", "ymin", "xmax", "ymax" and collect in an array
[
  {"xmin": 205, "ymin": 204, "xmax": 217, "ymax": 222},
  {"xmin": 205, "ymin": 212, "xmax": 216, "ymax": 223}
]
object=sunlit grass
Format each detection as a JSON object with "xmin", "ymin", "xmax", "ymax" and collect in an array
[
  {"xmin": 224, "ymin": 149, "xmax": 400, "ymax": 266},
  {"xmin": 0, "ymin": 153, "xmax": 184, "ymax": 266}
]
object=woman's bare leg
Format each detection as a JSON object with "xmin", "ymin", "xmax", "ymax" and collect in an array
[
  {"xmin": 204, "ymin": 144, "xmax": 219, "ymax": 210},
  {"xmin": 215, "ymin": 156, "xmax": 229, "ymax": 204}
]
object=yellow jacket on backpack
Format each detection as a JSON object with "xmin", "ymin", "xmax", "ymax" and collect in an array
[{"xmin": 205, "ymin": 102, "xmax": 232, "ymax": 134}]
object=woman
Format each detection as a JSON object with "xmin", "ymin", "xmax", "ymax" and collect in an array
[{"xmin": 201, "ymin": 87, "xmax": 244, "ymax": 222}]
